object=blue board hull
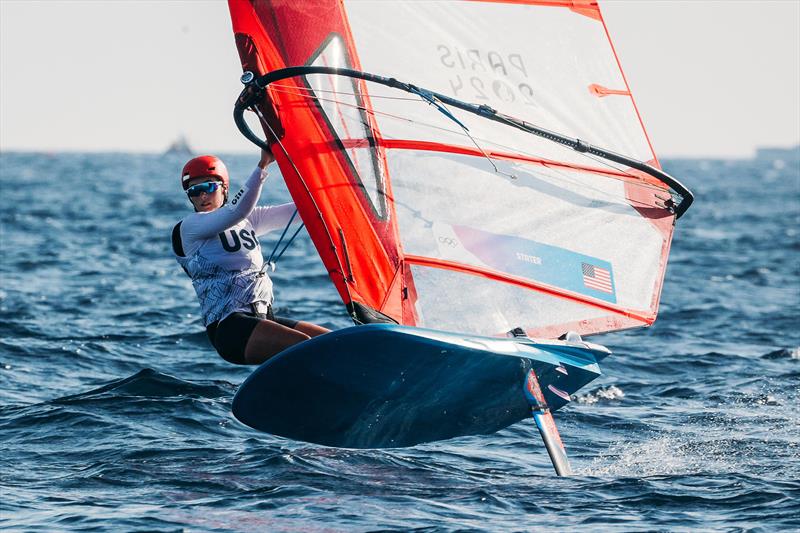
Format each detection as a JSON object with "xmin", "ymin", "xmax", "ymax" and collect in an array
[{"xmin": 232, "ymin": 324, "xmax": 607, "ymax": 448}]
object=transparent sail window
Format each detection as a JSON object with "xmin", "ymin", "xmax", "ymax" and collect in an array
[{"xmin": 304, "ymin": 34, "xmax": 387, "ymax": 218}]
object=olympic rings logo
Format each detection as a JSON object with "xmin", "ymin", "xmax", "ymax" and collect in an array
[{"xmin": 437, "ymin": 237, "xmax": 458, "ymax": 247}]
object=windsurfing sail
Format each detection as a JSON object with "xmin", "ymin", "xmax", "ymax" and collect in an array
[{"xmin": 227, "ymin": 0, "xmax": 693, "ymax": 339}]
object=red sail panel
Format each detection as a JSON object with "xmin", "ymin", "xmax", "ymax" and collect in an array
[{"xmin": 228, "ymin": 0, "xmax": 412, "ymax": 324}]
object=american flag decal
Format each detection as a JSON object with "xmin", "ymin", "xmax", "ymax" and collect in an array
[{"xmin": 582, "ymin": 262, "xmax": 613, "ymax": 293}]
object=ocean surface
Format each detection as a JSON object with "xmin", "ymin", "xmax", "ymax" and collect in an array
[{"xmin": 1, "ymin": 151, "xmax": 798, "ymax": 531}]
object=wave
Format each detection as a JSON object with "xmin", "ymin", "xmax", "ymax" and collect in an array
[
  {"xmin": 0, "ymin": 369, "xmax": 239, "ymax": 438},
  {"xmin": 576, "ymin": 385, "xmax": 625, "ymax": 405},
  {"xmin": 53, "ymin": 368, "xmax": 235, "ymax": 402},
  {"xmin": 761, "ymin": 347, "xmax": 800, "ymax": 360}
]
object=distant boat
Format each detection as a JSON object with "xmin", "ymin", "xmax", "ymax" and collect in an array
[
  {"xmin": 164, "ymin": 135, "xmax": 193, "ymax": 156},
  {"xmin": 755, "ymin": 145, "xmax": 800, "ymax": 163}
]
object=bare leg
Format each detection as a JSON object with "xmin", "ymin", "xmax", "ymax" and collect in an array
[
  {"xmin": 244, "ymin": 320, "xmax": 309, "ymax": 365},
  {"xmin": 294, "ymin": 321, "xmax": 330, "ymax": 337},
  {"xmin": 243, "ymin": 319, "xmax": 330, "ymax": 365}
]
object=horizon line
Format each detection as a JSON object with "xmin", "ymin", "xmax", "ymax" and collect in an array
[{"xmin": 1, "ymin": 144, "xmax": 798, "ymax": 161}]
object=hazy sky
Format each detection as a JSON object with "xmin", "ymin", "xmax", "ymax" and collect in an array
[{"xmin": 1, "ymin": 0, "xmax": 798, "ymax": 158}]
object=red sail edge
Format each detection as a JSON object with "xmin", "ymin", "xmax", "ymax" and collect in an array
[{"xmin": 228, "ymin": 0, "xmax": 413, "ymax": 324}]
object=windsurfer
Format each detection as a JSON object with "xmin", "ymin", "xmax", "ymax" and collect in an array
[{"xmin": 171, "ymin": 149, "xmax": 329, "ymax": 365}]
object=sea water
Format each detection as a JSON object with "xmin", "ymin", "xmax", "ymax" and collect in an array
[{"xmin": 1, "ymin": 152, "xmax": 798, "ymax": 531}]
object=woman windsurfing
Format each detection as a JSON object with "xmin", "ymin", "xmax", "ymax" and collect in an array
[{"xmin": 171, "ymin": 149, "xmax": 329, "ymax": 365}]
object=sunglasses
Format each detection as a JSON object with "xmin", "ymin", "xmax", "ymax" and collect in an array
[{"xmin": 186, "ymin": 181, "xmax": 223, "ymax": 197}]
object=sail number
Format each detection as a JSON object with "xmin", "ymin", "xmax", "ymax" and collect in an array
[{"xmin": 437, "ymin": 45, "xmax": 536, "ymax": 107}]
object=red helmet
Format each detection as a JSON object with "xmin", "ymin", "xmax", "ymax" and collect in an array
[{"xmin": 181, "ymin": 155, "xmax": 229, "ymax": 190}]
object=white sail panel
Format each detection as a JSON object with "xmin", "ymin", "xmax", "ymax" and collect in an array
[
  {"xmin": 344, "ymin": 0, "xmax": 656, "ymax": 165},
  {"xmin": 409, "ymin": 265, "xmax": 616, "ymax": 337},
  {"xmin": 388, "ymin": 151, "xmax": 666, "ymax": 321}
]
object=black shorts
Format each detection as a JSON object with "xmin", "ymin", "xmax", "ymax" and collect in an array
[{"xmin": 206, "ymin": 306, "xmax": 299, "ymax": 365}]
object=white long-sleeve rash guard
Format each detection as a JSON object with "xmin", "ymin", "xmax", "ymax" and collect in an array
[{"xmin": 172, "ymin": 167, "xmax": 297, "ymax": 326}]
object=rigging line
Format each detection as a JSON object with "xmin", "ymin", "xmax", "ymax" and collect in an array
[
  {"xmin": 275, "ymin": 97, "xmax": 663, "ymax": 205},
  {"xmin": 255, "ymin": 81, "xmax": 672, "ymax": 209},
  {"xmin": 573, "ymin": 150, "xmax": 673, "ymax": 201},
  {"xmin": 273, "ymin": 223, "xmax": 306, "ymax": 264},
  {"xmin": 408, "ymin": 86, "xmax": 470, "ymax": 130},
  {"xmin": 273, "ymin": 87, "xmax": 669, "ymax": 195},
  {"xmin": 285, "ymin": 92, "xmax": 459, "ymax": 135},
  {"xmin": 408, "ymin": 86, "xmax": 516, "ymax": 179},
  {"xmin": 251, "ymin": 105, "xmax": 306, "ymax": 274},
  {"xmin": 300, "ymin": 96, "xmax": 668, "ymax": 207},
  {"xmin": 240, "ymin": 66, "xmax": 691, "ymax": 217},
  {"xmin": 262, "ymin": 88, "xmax": 468, "ymax": 150},
  {"xmin": 249, "ymin": 103, "xmax": 355, "ymax": 298},
  {"xmin": 489, "ymin": 114, "xmax": 679, "ymax": 199},
  {"xmin": 487, "ymin": 109, "xmax": 663, "ymax": 186},
  {"xmin": 267, "ymin": 82, "xmax": 421, "ymax": 103},
  {"xmin": 283, "ymin": 78, "xmax": 642, "ymax": 184},
  {"xmin": 294, "ymin": 94, "xmax": 664, "ymax": 203},
  {"xmin": 268, "ymin": 85, "xmax": 534, "ymax": 155},
  {"xmin": 277, "ymin": 85, "xmax": 481, "ymax": 152},
  {"xmin": 535, "ymin": 146, "xmax": 675, "ymax": 205},
  {"xmin": 262, "ymin": 90, "xmax": 523, "ymax": 181},
  {"xmin": 263, "ymin": 208, "xmax": 299, "ymax": 271}
]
